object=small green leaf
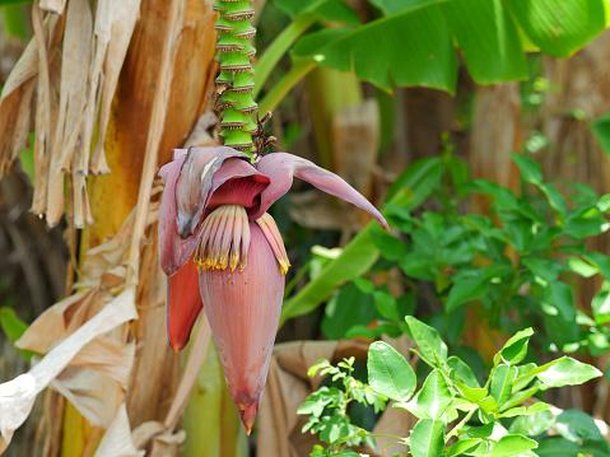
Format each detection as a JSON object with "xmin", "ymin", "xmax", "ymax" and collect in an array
[
  {"xmin": 367, "ymin": 341, "xmax": 416, "ymax": 402},
  {"xmin": 373, "ymin": 291, "xmax": 400, "ymax": 322},
  {"xmin": 555, "ymin": 409, "xmax": 605, "ymax": 444},
  {"xmin": 321, "ymin": 282, "xmax": 377, "ymax": 339},
  {"xmin": 536, "ymin": 356, "xmax": 602, "ymax": 388},
  {"xmin": 536, "ymin": 437, "xmax": 581, "ymax": 456},
  {"xmin": 510, "ymin": 408, "xmax": 556, "ymax": 436},
  {"xmin": 487, "ymin": 434, "xmax": 538, "ymax": 456},
  {"xmin": 591, "ymin": 282, "xmax": 610, "ymax": 325},
  {"xmin": 445, "ymin": 275, "xmax": 487, "ymax": 313},
  {"xmin": 445, "ymin": 438, "xmax": 482, "ymax": 457},
  {"xmin": 490, "ymin": 365, "xmax": 517, "ymax": 407},
  {"xmin": 409, "ymin": 419, "xmax": 444, "ymax": 457},
  {"xmin": 513, "ymin": 153, "xmax": 543, "ymax": 184},
  {"xmin": 542, "ymin": 281, "xmax": 579, "ymax": 347},
  {"xmin": 592, "ymin": 111, "xmax": 610, "ymax": 155},
  {"xmin": 408, "ymin": 370, "xmax": 452, "ymax": 419},
  {"xmin": 0, "ymin": 306, "xmax": 28, "ymax": 343},
  {"xmin": 493, "ymin": 328, "xmax": 534, "ymax": 366},
  {"xmin": 447, "ymin": 355, "xmax": 480, "ymax": 387},
  {"xmin": 567, "ymin": 256, "xmax": 598, "ymax": 278},
  {"xmin": 405, "ymin": 316, "xmax": 448, "ymax": 367},
  {"xmin": 371, "ymin": 227, "xmax": 407, "ymax": 262}
]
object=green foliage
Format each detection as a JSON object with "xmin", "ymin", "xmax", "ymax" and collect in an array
[
  {"xmin": 271, "ymin": 0, "xmax": 606, "ymax": 92},
  {"xmin": 0, "ymin": 306, "xmax": 27, "ymax": 344},
  {"xmin": 592, "ymin": 111, "xmax": 610, "ymax": 156},
  {"xmin": 321, "ymin": 153, "xmax": 610, "ymax": 359},
  {"xmin": 0, "ymin": 307, "xmax": 33, "ymax": 360},
  {"xmin": 367, "ymin": 341, "xmax": 416, "ymax": 401},
  {"xmin": 298, "ymin": 357, "xmax": 387, "ymax": 456},
  {"xmin": 281, "ymin": 156, "xmax": 443, "ymax": 322},
  {"xmin": 299, "ymin": 319, "xmax": 603, "ymax": 456}
]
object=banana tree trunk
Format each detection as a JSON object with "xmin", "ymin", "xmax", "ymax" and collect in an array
[{"xmin": 30, "ymin": 0, "xmax": 231, "ymax": 455}]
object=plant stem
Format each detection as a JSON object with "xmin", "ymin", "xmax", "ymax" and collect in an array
[
  {"xmin": 445, "ymin": 409, "xmax": 476, "ymax": 442},
  {"xmin": 259, "ymin": 58, "xmax": 317, "ymax": 114},
  {"xmin": 253, "ymin": 14, "xmax": 316, "ymax": 98},
  {"xmin": 214, "ymin": 0, "xmax": 258, "ymax": 156}
]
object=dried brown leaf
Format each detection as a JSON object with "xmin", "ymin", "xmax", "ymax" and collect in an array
[
  {"xmin": 46, "ymin": 0, "xmax": 93, "ymax": 227},
  {"xmin": 94, "ymin": 403, "xmax": 144, "ymax": 457},
  {"xmin": 0, "ymin": 288, "xmax": 137, "ymax": 452},
  {"xmin": 126, "ymin": 0, "xmax": 185, "ymax": 284},
  {"xmin": 0, "ymin": 39, "xmax": 38, "ymax": 101},
  {"xmin": 31, "ymin": 6, "xmax": 56, "ymax": 216},
  {"xmin": 71, "ymin": 338, "xmax": 136, "ymax": 388},
  {"xmin": 39, "ymin": 0, "xmax": 67, "ymax": 14},
  {"xmin": 90, "ymin": 0, "xmax": 142, "ymax": 174},
  {"xmin": 51, "ymin": 367, "xmax": 123, "ymax": 426}
]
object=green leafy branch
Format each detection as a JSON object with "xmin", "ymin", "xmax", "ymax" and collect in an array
[{"xmin": 299, "ymin": 317, "xmax": 605, "ymax": 456}]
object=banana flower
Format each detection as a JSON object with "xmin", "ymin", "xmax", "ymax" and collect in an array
[{"xmin": 158, "ymin": 146, "xmax": 387, "ymax": 433}]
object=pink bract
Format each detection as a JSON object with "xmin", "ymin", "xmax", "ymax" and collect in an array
[{"xmin": 158, "ymin": 146, "xmax": 387, "ymax": 432}]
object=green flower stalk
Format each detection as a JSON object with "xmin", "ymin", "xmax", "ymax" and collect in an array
[{"xmin": 214, "ymin": 0, "xmax": 258, "ymax": 156}]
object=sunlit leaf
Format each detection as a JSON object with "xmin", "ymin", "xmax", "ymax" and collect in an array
[
  {"xmin": 487, "ymin": 434, "xmax": 538, "ymax": 456},
  {"xmin": 405, "ymin": 316, "xmax": 448, "ymax": 367},
  {"xmin": 536, "ymin": 356, "xmax": 602, "ymax": 388},
  {"xmin": 407, "ymin": 370, "xmax": 452, "ymax": 419},
  {"xmin": 409, "ymin": 419, "xmax": 444, "ymax": 457},
  {"xmin": 493, "ymin": 328, "xmax": 534, "ymax": 366},
  {"xmin": 442, "ymin": 0, "xmax": 527, "ymax": 83},
  {"xmin": 293, "ymin": 6, "xmax": 457, "ymax": 91},
  {"xmin": 367, "ymin": 341, "xmax": 416, "ymax": 401}
]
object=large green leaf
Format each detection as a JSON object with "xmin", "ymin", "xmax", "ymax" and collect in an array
[
  {"xmin": 281, "ymin": 226, "xmax": 380, "ymax": 322},
  {"xmin": 370, "ymin": 0, "xmax": 447, "ymax": 15},
  {"xmin": 293, "ymin": 6, "xmax": 458, "ymax": 92},
  {"xmin": 291, "ymin": 0, "xmax": 605, "ymax": 92},
  {"xmin": 505, "ymin": 0, "xmax": 606, "ymax": 57},
  {"xmin": 409, "ymin": 419, "xmax": 444, "ymax": 457},
  {"xmin": 536, "ymin": 356, "xmax": 602, "ymax": 388},
  {"xmin": 274, "ymin": 0, "xmax": 358, "ymax": 22},
  {"xmin": 367, "ymin": 341, "xmax": 417, "ymax": 401},
  {"xmin": 442, "ymin": 0, "xmax": 528, "ymax": 83}
]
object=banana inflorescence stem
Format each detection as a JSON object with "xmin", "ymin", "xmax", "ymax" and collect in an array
[{"xmin": 214, "ymin": 0, "xmax": 258, "ymax": 156}]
